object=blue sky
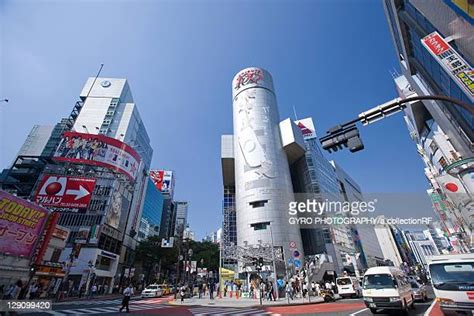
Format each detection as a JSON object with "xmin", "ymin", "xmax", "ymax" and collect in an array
[{"xmin": 0, "ymin": 0, "xmax": 433, "ymax": 239}]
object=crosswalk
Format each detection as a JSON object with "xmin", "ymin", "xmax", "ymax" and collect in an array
[
  {"xmin": 189, "ymin": 306, "xmax": 270, "ymax": 315},
  {"xmin": 54, "ymin": 298, "xmax": 123, "ymax": 306},
  {"xmin": 20, "ymin": 297, "xmax": 171, "ymax": 315}
]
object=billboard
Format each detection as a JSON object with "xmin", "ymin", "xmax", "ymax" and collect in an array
[
  {"xmin": 295, "ymin": 117, "xmax": 317, "ymax": 140},
  {"xmin": 35, "ymin": 175, "xmax": 96, "ymax": 209},
  {"xmin": 53, "ymin": 131, "xmax": 141, "ymax": 180},
  {"xmin": 0, "ymin": 190, "xmax": 49, "ymax": 257},
  {"xmin": 421, "ymin": 32, "xmax": 474, "ymax": 102},
  {"xmin": 150, "ymin": 170, "xmax": 174, "ymax": 197},
  {"xmin": 150, "ymin": 170, "xmax": 164, "ymax": 191}
]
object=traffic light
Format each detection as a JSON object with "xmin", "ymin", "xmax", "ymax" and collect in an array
[
  {"xmin": 258, "ymin": 257, "xmax": 264, "ymax": 267},
  {"xmin": 320, "ymin": 124, "xmax": 364, "ymax": 153}
]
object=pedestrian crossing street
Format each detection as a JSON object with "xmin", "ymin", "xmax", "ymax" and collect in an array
[
  {"xmin": 20, "ymin": 297, "xmax": 171, "ymax": 315},
  {"xmin": 189, "ymin": 306, "xmax": 270, "ymax": 315}
]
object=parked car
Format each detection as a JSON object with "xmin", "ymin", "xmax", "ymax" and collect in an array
[
  {"xmin": 410, "ymin": 281, "xmax": 428, "ymax": 302},
  {"xmin": 362, "ymin": 266, "xmax": 415, "ymax": 315},
  {"xmin": 141, "ymin": 284, "xmax": 164, "ymax": 298}
]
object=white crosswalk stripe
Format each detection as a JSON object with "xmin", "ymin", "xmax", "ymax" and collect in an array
[
  {"xmin": 189, "ymin": 306, "xmax": 269, "ymax": 315},
  {"xmin": 19, "ymin": 300, "xmax": 172, "ymax": 315}
]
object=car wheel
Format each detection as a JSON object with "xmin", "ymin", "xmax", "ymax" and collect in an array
[{"xmin": 369, "ymin": 308, "xmax": 378, "ymax": 314}]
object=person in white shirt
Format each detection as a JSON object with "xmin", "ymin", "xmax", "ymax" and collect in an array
[{"xmin": 119, "ymin": 284, "xmax": 134, "ymax": 313}]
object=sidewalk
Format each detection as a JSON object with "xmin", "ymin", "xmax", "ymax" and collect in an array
[{"xmin": 169, "ymin": 295, "xmax": 339, "ymax": 308}]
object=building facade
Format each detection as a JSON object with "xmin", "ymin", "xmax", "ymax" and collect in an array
[
  {"xmin": 16, "ymin": 125, "xmax": 54, "ymax": 158},
  {"xmin": 174, "ymin": 201, "xmax": 189, "ymax": 237},
  {"xmin": 231, "ymin": 67, "xmax": 304, "ymax": 276},
  {"xmin": 35, "ymin": 77, "xmax": 154, "ymax": 293},
  {"xmin": 139, "ymin": 178, "xmax": 165, "ymax": 239},
  {"xmin": 384, "ymin": 0, "xmax": 473, "ymax": 251}
]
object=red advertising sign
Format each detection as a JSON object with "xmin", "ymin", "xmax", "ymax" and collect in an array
[
  {"xmin": 53, "ymin": 132, "xmax": 142, "ymax": 180},
  {"xmin": 422, "ymin": 32, "xmax": 449, "ymax": 55},
  {"xmin": 150, "ymin": 170, "xmax": 164, "ymax": 191},
  {"xmin": 0, "ymin": 190, "xmax": 49, "ymax": 257},
  {"xmin": 35, "ymin": 175, "xmax": 96, "ymax": 209}
]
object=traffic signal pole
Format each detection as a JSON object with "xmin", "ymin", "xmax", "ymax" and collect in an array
[{"xmin": 320, "ymin": 95, "xmax": 473, "ymax": 153}]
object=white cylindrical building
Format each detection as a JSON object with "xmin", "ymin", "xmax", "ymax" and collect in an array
[{"xmin": 232, "ymin": 67, "xmax": 303, "ymax": 275}]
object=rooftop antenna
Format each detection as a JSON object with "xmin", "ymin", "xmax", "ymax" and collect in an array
[
  {"xmin": 86, "ymin": 63, "xmax": 104, "ymax": 97},
  {"xmin": 292, "ymin": 105, "xmax": 299, "ymax": 121}
]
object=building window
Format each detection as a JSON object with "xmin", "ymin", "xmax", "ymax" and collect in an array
[
  {"xmin": 249, "ymin": 200, "xmax": 268, "ymax": 208},
  {"xmin": 438, "ymin": 157, "xmax": 448, "ymax": 169}
]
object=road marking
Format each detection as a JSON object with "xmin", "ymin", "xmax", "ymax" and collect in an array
[
  {"xmin": 350, "ymin": 307, "xmax": 369, "ymax": 316},
  {"xmin": 424, "ymin": 300, "xmax": 437, "ymax": 316}
]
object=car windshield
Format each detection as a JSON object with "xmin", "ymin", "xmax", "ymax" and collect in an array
[
  {"xmin": 146, "ymin": 286, "xmax": 158, "ymax": 290},
  {"xmin": 337, "ymin": 278, "xmax": 352, "ymax": 286},
  {"xmin": 430, "ymin": 262, "xmax": 474, "ymax": 291},
  {"xmin": 363, "ymin": 274, "xmax": 395, "ymax": 289},
  {"xmin": 410, "ymin": 282, "xmax": 419, "ymax": 288}
]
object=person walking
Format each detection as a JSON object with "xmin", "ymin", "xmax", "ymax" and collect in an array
[
  {"xmin": 119, "ymin": 284, "xmax": 134, "ymax": 313},
  {"xmin": 90, "ymin": 284, "xmax": 97, "ymax": 298},
  {"xmin": 285, "ymin": 282, "xmax": 293, "ymax": 300},
  {"xmin": 180, "ymin": 285, "xmax": 186, "ymax": 302},
  {"xmin": 198, "ymin": 282, "xmax": 203, "ymax": 299},
  {"xmin": 208, "ymin": 279, "xmax": 214, "ymax": 300}
]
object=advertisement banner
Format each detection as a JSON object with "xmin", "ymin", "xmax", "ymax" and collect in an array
[
  {"xmin": 294, "ymin": 118, "xmax": 317, "ymax": 140},
  {"xmin": 53, "ymin": 131, "xmax": 141, "ymax": 180},
  {"xmin": 0, "ymin": 190, "xmax": 49, "ymax": 257},
  {"xmin": 421, "ymin": 32, "xmax": 474, "ymax": 102},
  {"xmin": 35, "ymin": 175, "xmax": 96, "ymax": 209},
  {"xmin": 150, "ymin": 170, "xmax": 164, "ymax": 191},
  {"xmin": 162, "ymin": 170, "xmax": 175, "ymax": 196}
]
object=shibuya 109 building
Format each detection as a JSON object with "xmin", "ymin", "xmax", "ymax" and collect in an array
[
  {"xmin": 231, "ymin": 67, "xmax": 304, "ymax": 270},
  {"xmin": 221, "ymin": 67, "xmax": 382, "ymax": 279}
]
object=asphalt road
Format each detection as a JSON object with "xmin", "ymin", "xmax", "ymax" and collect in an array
[{"xmin": 15, "ymin": 288, "xmax": 436, "ymax": 315}]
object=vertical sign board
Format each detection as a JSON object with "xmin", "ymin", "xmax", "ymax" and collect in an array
[
  {"xmin": 421, "ymin": 32, "xmax": 474, "ymax": 102},
  {"xmin": 0, "ymin": 190, "xmax": 49, "ymax": 258}
]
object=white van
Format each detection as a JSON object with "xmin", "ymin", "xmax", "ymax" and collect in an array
[
  {"xmin": 362, "ymin": 266, "xmax": 414, "ymax": 314},
  {"xmin": 336, "ymin": 276, "xmax": 362, "ymax": 298},
  {"xmin": 427, "ymin": 254, "xmax": 474, "ymax": 315}
]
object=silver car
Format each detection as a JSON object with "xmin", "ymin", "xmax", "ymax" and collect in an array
[{"xmin": 410, "ymin": 281, "xmax": 428, "ymax": 302}]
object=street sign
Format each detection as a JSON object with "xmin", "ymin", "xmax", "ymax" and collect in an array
[
  {"xmin": 289, "ymin": 241, "xmax": 296, "ymax": 249},
  {"xmin": 294, "ymin": 259, "xmax": 301, "ymax": 268},
  {"xmin": 293, "ymin": 250, "xmax": 300, "ymax": 258}
]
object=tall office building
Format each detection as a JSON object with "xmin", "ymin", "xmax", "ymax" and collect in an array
[
  {"xmin": 384, "ymin": 0, "xmax": 473, "ymax": 250},
  {"xmin": 404, "ymin": 230, "xmax": 440, "ymax": 269},
  {"xmin": 174, "ymin": 201, "xmax": 188, "ymax": 237},
  {"xmin": 139, "ymin": 178, "xmax": 165, "ymax": 240},
  {"xmin": 16, "ymin": 125, "xmax": 54, "ymax": 157},
  {"xmin": 31, "ymin": 77, "xmax": 154, "ymax": 291},
  {"xmin": 331, "ymin": 160, "xmax": 385, "ymax": 270},
  {"xmin": 290, "ymin": 118, "xmax": 356, "ymax": 274},
  {"xmin": 72, "ymin": 77, "xmax": 153, "ymax": 169}
]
